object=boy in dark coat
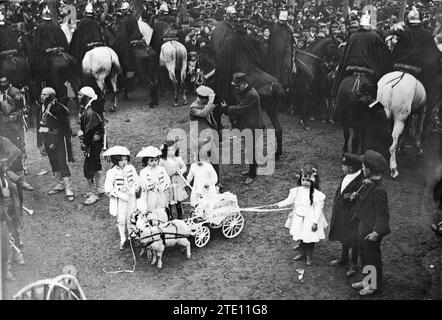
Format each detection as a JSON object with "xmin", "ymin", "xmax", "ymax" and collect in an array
[
  {"xmin": 357, "ymin": 83, "xmax": 392, "ymax": 163},
  {"xmin": 329, "ymin": 153, "xmax": 364, "ymax": 277},
  {"xmin": 350, "ymin": 150, "xmax": 391, "ymax": 296}
]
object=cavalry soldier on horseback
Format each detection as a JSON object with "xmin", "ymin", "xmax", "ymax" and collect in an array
[
  {"xmin": 111, "ymin": 1, "xmax": 145, "ymax": 100},
  {"xmin": 0, "ymin": 75, "xmax": 33, "ymax": 192},
  {"xmin": 392, "ymin": 6, "xmax": 442, "ymax": 136},
  {"xmin": 332, "ymin": 13, "xmax": 392, "ymax": 129},
  {"xmin": 37, "ymin": 87, "xmax": 75, "ymax": 202},
  {"xmin": 70, "ymin": 2, "xmax": 105, "ymax": 67},
  {"xmin": 29, "ymin": 6, "xmax": 75, "ymax": 104},
  {"xmin": 0, "ymin": 12, "xmax": 21, "ymax": 55},
  {"xmin": 210, "ymin": 6, "xmax": 237, "ymax": 54}
]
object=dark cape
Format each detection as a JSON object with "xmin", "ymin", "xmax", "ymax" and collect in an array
[
  {"xmin": 0, "ymin": 25, "xmax": 20, "ymax": 53},
  {"xmin": 392, "ymin": 24, "xmax": 441, "ymax": 87},
  {"xmin": 80, "ymin": 104, "xmax": 104, "ymax": 147},
  {"xmin": 332, "ymin": 29, "xmax": 392, "ymax": 97},
  {"xmin": 267, "ymin": 22, "xmax": 294, "ymax": 89},
  {"xmin": 111, "ymin": 14, "xmax": 143, "ymax": 72},
  {"xmin": 150, "ymin": 14, "xmax": 177, "ymax": 54},
  {"xmin": 29, "ymin": 20, "xmax": 69, "ymax": 75},
  {"xmin": 214, "ymin": 32, "xmax": 270, "ymax": 105},
  {"xmin": 69, "ymin": 15, "xmax": 104, "ymax": 64},
  {"xmin": 211, "ymin": 20, "xmax": 235, "ymax": 54}
]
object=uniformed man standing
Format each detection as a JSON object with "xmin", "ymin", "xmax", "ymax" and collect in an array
[{"xmin": 37, "ymin": 87, "xmax": 75, "ymax": 202}]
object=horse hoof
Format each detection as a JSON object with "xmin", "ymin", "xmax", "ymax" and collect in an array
[
  {"xmin": 183, "ymin": 100, "xmax": 188, "ymax": 106},
  {"xmin": 391, "ymin": 170, "xmax": 399, "ymax": 179},
  {"xmin": 157, "ymin": 264, "xmax": 162, "ymax": 269},
  {"xmin": 109, "ymin": 107, "xmax": 116, "ymax": 113}
]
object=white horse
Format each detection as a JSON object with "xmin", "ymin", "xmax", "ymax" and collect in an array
[
  {"xmin": 136, "ymin": 220, "xmax": 191, "ymax": 269},
  {"xmin": 160, "ymin": 40, "xmax": 188, "ymax": 107},
  {"xmin": 377, "ymin": 71, "xmax": 427, "ymax": 178},
  {"xmin": 82, "ymin": 46, "xmax": 122, "ymax": 111}
]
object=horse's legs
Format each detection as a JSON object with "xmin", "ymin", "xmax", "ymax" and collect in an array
[
  {"xmin": 343, "ymin": 126, "xmax": 350, "ymax": 153},
  {"xmin": 181, "ymin": 62, "xmax": 187, "ymax": 105},
  {"xmin": 150, "ymin": 250, "xmax": 157, "ymax": 265},
  {"xmin": 415, "ymin": 106, "xmax": 428, "ymax": 154},
  {"xmin": 390, "ymin": 120, "xmax": 405, "ymax": 179},
  {"xmin": 109, "ymin": 72, "xmax": 119, "ymax": 111},
  {"xmin": 265, "ymin": 102, "xmax": 283, "ymax": 159},
  {"xmin": 166, "ymin": 65, "xmax": 178, "ymax": 107}
]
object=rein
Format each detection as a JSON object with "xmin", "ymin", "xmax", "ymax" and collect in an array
[
  {"xmin": 296, "ymin": 49, "xmax": 323, "ymax": 63},
  {"xmin": 385, "ymin": 72, "xmax": 406, "ymax": 88}
]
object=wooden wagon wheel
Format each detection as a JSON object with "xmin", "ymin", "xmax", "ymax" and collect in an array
[
  {"xmin": 221, "ymin": 212, "xmax": 244, "ymax": 239},
  {"xmin": 194, "ymin": 225, "xmax": 210, "ymax": 248}
]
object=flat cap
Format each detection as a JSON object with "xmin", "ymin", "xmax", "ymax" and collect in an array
[
  {"xmin": 360, "ymin": 150, "xmax": 388, "ymax": 172},
  {"xmin": 342, "ymin": 153, "xmax": 362, "ymax": 170},
  {"xmin": 195, "ymin": 85, "xmax": 214, "ymax": 97}
]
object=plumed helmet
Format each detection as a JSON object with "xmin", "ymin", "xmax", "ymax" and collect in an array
[
  {"xmin": 226, "ymin": 6, "xmax": 237, "ymax": 14},
  {"xmin": 103, "ymin": 146, "xmax": 131, "ymax": 157},
  {"xmin": 85, "ymin": 2, "xmax": 94, "ymax": 14},
  {"xmin": 41, "ymin": 87, "xmax": 56, "ymax": 97},
  {"xmin": 360, "ymin": 13, "xmax": 371, "ymax": 29},
  {"xmin": 408, "ymin": 6, "xmax": 421, "ymax": 24},
  {"xmin": 279, "ymin": 10, "xmax": 288, "ymax": 21},
  {"xmin": 136, "ymin": 146, "xmax": 162, "ymax": 158},
  {"xmin": 42, "ymin": 6, "xmax": 52, "ymax": 21},
  {"xmin": 120, "ymin": 1, "xmax": 130, "ymax": 11},
  {"xmin": 159, "ymin": 1, "xmax": 169, "ymax": 13}
]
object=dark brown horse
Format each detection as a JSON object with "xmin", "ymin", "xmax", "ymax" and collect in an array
[{"xmin": 292, "ymin": 37, "xmax": 340, "ymax": 128}]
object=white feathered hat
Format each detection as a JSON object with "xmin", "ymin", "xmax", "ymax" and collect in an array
[
  {"xmin": 103, "ymin": 146, "xmax": 131, "ymax": 157},
  {"xmin": 136, "ymin": 146, "xmax": 162, "ymax": 158},
  {"xmin": 159, "ymin": 1, "xmax": 169, "ymax": 13},
  {"xmin": 408, "ymin": 6, "xmax": 421, "ymax": 24},
  {"xmin": 120, "ymin": 1, "xmax": 130, "ymax": 10}
]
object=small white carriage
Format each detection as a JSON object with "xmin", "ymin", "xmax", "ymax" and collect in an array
[{"xmin": 185, "ymin": 192, "xmax": 245, "ymax": 248}]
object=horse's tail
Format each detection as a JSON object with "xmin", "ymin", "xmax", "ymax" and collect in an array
[{"xmin": 108, "ymin": 48, "xmax": 122, "ymax": 75}]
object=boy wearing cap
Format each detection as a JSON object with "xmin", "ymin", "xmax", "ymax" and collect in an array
[
  {"xmin": 78, "ymin": 87, "xmax": 105, "ymax": 205},
  {"xmin": 189, "ymin": 85, "xmax": 220, "ymax": 179},
  {"xmin": 350, "ymin": 150, "xmax": 390, "ymax": 296},
  {"xmin": 329, "ymin": 153, "xmax": 364, "ymax": 277},
  {"xmin": 357, "ymin": 83, "xmax": 392, "ymax": 163}
]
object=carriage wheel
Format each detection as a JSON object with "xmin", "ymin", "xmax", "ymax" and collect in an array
[
  {"xmin": 194, "ymin": 226, "xmax": 211, "ymax": 248},
  {"xmin": 221, "ymin": 213, "xmax": 244, "ymax": 239}
]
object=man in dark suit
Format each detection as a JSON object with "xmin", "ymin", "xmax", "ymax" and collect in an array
[
  {"xmin": 357, "ymin": 83, "xmax": 392, "ymax": 163},
  {"xmin": 221, "ymin": 72, "xmax": 265, "ymax": 185},
  {"xmin": 350, "ymin": 150, "xmax": 391, "ymax": 296},
  {"xmin": 329, "ymin": 153, "xmax": 364, "ymax": 277}
]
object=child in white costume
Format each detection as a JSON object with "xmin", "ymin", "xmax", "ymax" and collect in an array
[
  {"xmin": 186, "ymin": 152, "xmax": 218, "ymax": 207},
  {"xmin": 160, "ymin": 141, "xmax": 188, "ymax": 219},
  {"xmin": 137, "ymin": 146, "xmax": 171, "ymax": 213},
  {"xmin": 103, "ymin": 146, "xmax": 140, "ymax": 250},
  {"xmin": 275, "ymin": 165, "xmax": 328, "ymax": 266}
]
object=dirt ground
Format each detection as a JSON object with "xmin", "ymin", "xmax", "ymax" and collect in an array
[{"xmin": 3, "ymin": 88, "xmax": 442, "ymax": 300}]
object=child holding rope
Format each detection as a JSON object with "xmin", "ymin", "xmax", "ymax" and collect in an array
[
  {"xmin": 273, "ymin": 165, "xmax": 328, "ymax": 266},
  {"xmin": 160, "ymin": 140, "xmax": 188, "ymax": 220},
  {"xmin": 103, "ymin": 146, "xmax": 140, "ymax": 251}
]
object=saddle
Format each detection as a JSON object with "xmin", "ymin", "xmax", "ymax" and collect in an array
[
  {"xmin": 393, "ymin": 63, "xmax": 422, "ymax": 77},
  {"xmin": 45, "ymin": 47, "xmax": 65, "ymax": 54},
  {"xmin": 345, "ymin": 65, "xmax": 375, "ymax": 76},
  {"xmin": 86, "ymin": 42, "xmax": 105, "ymax": 49},
  {"xmin": 0, "ymin": 49, "xmax": 19, "ymax": 58},
  {"xmin": 130, "ymin": 39, "xmax": 147, "ymax": 47},
  {"xmin": 163, "ymin": 37, "xmax": 179, "ymax": 43}
]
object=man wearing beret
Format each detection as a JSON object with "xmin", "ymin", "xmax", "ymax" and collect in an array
[
  {"xmin": 221, "ymin": 72, "xmax": 264, "ymax": 185},
  {"xmin": 189, "ymin": 85, "xmax": 220, "ymax": 180},
  {"xmin": 350, "ymin": 150, "xmax": 390, "ymax": 296},
  {"xmin": 329, "ymin": 153, "xmax": 364, "ymax": 277},
  {"xmin": 357, "ymin": 83, "xmax": 392, "ymax": 163}
]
